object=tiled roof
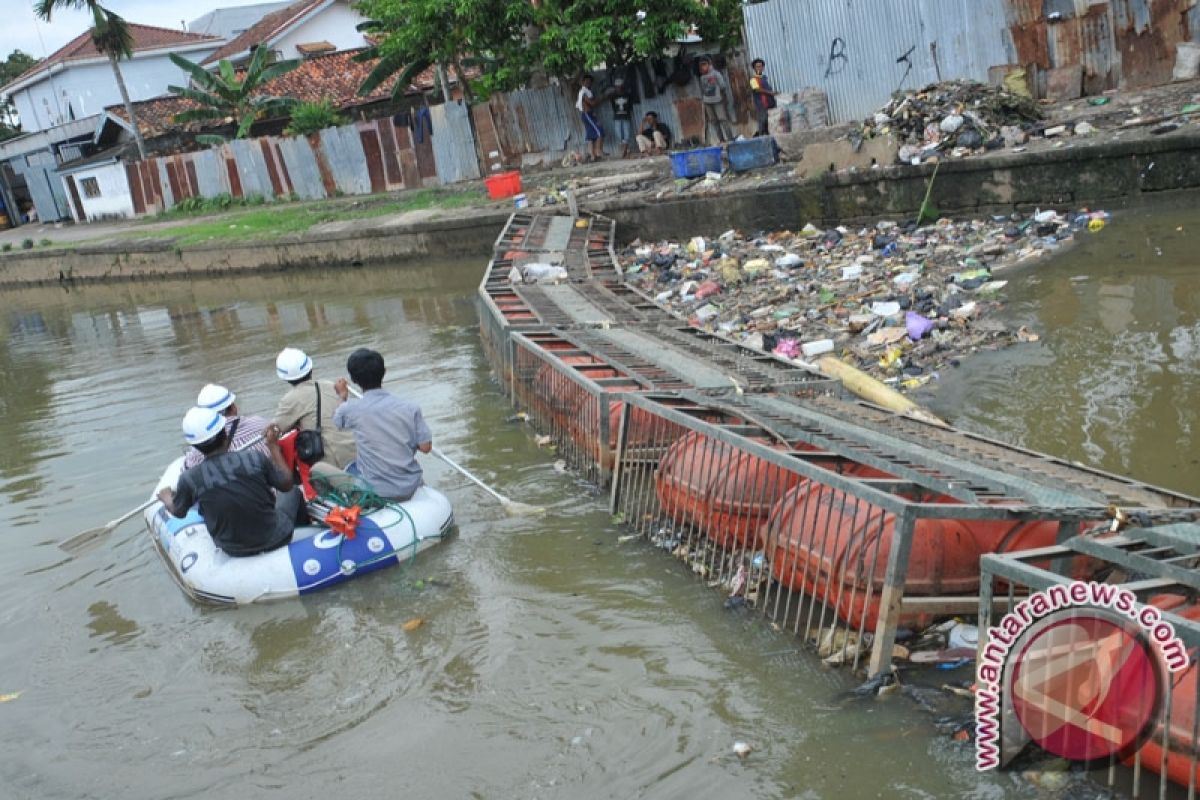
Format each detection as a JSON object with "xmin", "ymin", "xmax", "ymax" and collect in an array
[
  {"xmin": 106, "ymin": 49, "xmax": 453, "ymax": 138},
  {"xmin": 5, "ymin": 24, "xmax": 220, "ymax": 90},
  {"xmin": 201, "ymin": 0, "xmax": 329, "ymax": 65}
]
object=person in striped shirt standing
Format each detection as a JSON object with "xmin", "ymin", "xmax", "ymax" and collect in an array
[{"xmin": 183, "ymin": 383, "xmax": 271, "ymax": 469}]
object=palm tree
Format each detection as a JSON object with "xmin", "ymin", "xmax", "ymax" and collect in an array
[
  {"xmin": 34, "ymin": 0, "xmax": 148, "ymax": 159},
  {"xmin": 167, "ymin": 46, "xmax": 300, "ymax": 145}
]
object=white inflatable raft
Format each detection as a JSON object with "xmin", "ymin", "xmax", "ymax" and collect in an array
[{"xmin": 144, "ymin": 458, "xmax": 454, "ymax": 605}]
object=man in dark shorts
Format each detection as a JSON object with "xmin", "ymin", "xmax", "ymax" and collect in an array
[
  {"xmin": 575, "ymin": 74, "xmax": 605, "ymax": 161},
  {"xmin": 159, "ymin": 406, "xmax": 303, "ymax": 557}
]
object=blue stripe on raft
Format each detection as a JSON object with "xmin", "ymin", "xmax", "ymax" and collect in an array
[{"xmin": 288, "ymin": 518, "xmax": 402, "ymax": 593}]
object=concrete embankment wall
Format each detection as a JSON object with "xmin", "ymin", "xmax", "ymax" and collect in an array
[
  {"xmin": 2, "ymin": 131, "xmax": 1198, "ymax": 287},
  {"xmin": 598, "ymin": 129, "xmax": 1200, "ymax": 242},
  {"xmin": 0, "ymin": 211, "xmax": 511, "ymax": 288}
]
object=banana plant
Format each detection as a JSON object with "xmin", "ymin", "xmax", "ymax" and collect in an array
[{"xmin": 168, "ymin": 45, "xmax": 301, "ymax": 145}]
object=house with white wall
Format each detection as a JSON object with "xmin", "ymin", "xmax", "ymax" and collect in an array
[
  {"xmin": 0, "ymin": 24, "xmax": 221, "ymax": 225},
  {"xmin": 58, "ymin": 154, "xmax": 136, "ymax": 223},
  {"xmin": 1, "ymin": 24, "xmax": 222, "ymax": 135},
  {"xmin": 188, "ymin": 2, "xmax": 292, "ymax": 42},
  {"xmin": 200, "ymin": 0, "xmax": 369, "ymax": 66}
]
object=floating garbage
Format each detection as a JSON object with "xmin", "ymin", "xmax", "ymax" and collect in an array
[{"xmin": 618, "ymin": 208, "xmax": 1104, "ymax": 389}]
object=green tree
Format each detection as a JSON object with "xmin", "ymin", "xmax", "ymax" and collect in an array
[
  {"xmin": 0, "ymin": 50, "xmax": 39, "ymax": 138},
  {"xmin": 354, "ymin": 0, "xmax": 530, "ymax": 102},
  {"xmin": 34, "ymin": 1, "xmax": 149, "ymax": 159},
  {"xmin": 167, "ymin": 46, "xmax": 300, "ymax": 144},
  {"xmin": 355, "ymin": 0, "xmax": 743, "ymax": 99}
]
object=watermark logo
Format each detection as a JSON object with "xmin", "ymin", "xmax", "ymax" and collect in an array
[{"xmin": 975, "ymin": 581, "xmax": 1188, "ymax": 770}]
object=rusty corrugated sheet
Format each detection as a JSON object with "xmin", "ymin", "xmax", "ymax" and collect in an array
[{"xmin": 1081, "ymin": 4, "xmax": 1117, "ymax": 93}]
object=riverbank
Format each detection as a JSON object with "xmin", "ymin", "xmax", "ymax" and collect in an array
[{"xmin": 2, "ymin": 115, "xmax": 1199, "ymax": 287}]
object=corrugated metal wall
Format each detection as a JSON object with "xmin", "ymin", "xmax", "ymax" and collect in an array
[
  {"xmin": 1007, "ymin": 0, "xmax": 1194, "ymax": 91},
  {"xmin": 124, "ymin": 114, "xmax": 475, "ymax": 216},
  {"xmin": 430, "ymin": 102, "xmax": 482, "ymax": 184},
  {"xmin": 742, "ymin": 0, "xmax": 1014, "ymax": 123},
  {"xmin": 744, "ymin": 0, "xmax": 1200, "ymax": 123}
]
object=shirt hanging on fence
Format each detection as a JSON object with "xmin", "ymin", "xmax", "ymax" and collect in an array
[{"xmin": 413, "ymin": 106, "xmax": 433, "ymax": 144}]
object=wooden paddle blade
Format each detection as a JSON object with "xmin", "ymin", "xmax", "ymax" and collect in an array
[{"xmin": 58, "ymin": 524, "xmax": 113, "ymax": 555}]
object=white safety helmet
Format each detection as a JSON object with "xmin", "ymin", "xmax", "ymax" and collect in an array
[
  {"xmin": 276, "ymin": 347, "xmax": 313, "ymax": 381},
  {"xmin": 181, "ymin": 406, "xmax": 225, "ymax": 446},
  {"xmin": 196, "ymin": 383, "xmax": 236, "ymax": 413}
]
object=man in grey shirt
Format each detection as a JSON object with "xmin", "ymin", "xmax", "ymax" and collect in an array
[{"xmin": 333, "ymin": 348, "xmax": 432, "ymax": 501}]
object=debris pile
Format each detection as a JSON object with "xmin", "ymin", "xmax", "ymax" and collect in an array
[
  {"xmin": 620, "ymin": 209, "xmax": 1110, "ymax": 391},
  {"xmin": 859, "ymin": 81, "xmax": 1044, "ymax": 163}
]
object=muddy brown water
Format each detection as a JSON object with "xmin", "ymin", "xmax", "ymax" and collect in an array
[{"xmin": 0, "ymin": 202, "xmax": 1194, "ymax": 798}]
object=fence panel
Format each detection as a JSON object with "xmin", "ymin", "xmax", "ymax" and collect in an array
[
  {"xmin": 317, "ymin": 126, "xmax": 371, "ymax": 196},
  {"xmin": 191, "ymin": 149, "xmax": 228, "ymax": 198},
  {"xmin": 229, "ymin": 138, "xmax": 273, "ymax": 199},
  {"xmin": 276, "ymin": 136, "xmax": 327, "ymax": 200},
  {"xmin": 431, "ymin": 101, "xmax": 482, "ymax": 185}
]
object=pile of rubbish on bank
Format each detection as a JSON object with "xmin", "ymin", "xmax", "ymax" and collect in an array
[
  {"xmin": 619, "ymin": 209, "xmax": 1110, "ymax": 391},
  {"xmin": 858, "ymin": 80, "xmax": 1045, "ymax": 162}
]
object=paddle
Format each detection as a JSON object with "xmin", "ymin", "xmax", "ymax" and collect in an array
[
  {"xmin": 344, "ymin": 385, "xmax": 544, "ymax": 516},
  {"xmin": 429, "ymin": 445, "xmax": 544, "ymax": 516},
  {"xmin": 58, "ymin": 499, "xmax": 158, "ymax": 556},
  {"xmin": 59, "ymin": 433, "xmax": 267, "ymax": 556}
]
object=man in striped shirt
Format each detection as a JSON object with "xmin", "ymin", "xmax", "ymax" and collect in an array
[{"xmin": 183, "ymin": 383, "xmax": 271, "ymax": 469}]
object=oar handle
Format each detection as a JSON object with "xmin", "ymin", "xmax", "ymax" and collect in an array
[
  {"xmin": 107, "ymin": 497, "xmax": 158, "ymax": 528},
  {"xmin": 430, "ymin": 446, "xmax": 512, "ymax": 505},
  {"xmin": 344, "ymin": 385, "xmax": 516, "ymax": 507}
]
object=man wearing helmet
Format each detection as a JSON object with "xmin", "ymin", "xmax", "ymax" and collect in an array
[
  {"xmin": 183, "ymin": 383, "xmax": 271, "ymax": 469},
  {"xmin": 272, "ymin": 347, "xmax": 357, "ymax": 470},
  {"xmin": 158, "ymin": 408, "xmax": 303, "ymax": 557}
]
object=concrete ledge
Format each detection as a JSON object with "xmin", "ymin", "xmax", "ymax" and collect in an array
[{"xmin": 0, "ymin": 209, "xmax": 513, "ymax": 288}]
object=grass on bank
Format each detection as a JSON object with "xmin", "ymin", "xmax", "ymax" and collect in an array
[
  {"xmin": 2, "ymin": 187, "xmax": 488, "ymax": 254},
  {"xmin": 159, "ymin": 188, "xmax": 487, "ymax": 247}
]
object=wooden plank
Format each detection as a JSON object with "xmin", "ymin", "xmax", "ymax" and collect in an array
[
  {"xmin": 259, "ymin": 138, "xmax": 284, "ymax": 196},
  {"xmin": 184, "ymin": 158, "xmax": 200, "ymax": 199},
  {"xmin": 64, "ymin": 175, "xmax": 84, "ymax": 222},
  {"xmin": 125, "ymin": 163, "xmax": 145, "ymax": 215},
  {"xmin": 358, "ymin": 127, "xmax": 386, "ymax": 194},
  {"xmin": 375, "ymin": 119, "xmax": 402, "ymax": 188},
  {"xmin": 225, "ymin": 156, "xmax": 243, "ymax": 198}
]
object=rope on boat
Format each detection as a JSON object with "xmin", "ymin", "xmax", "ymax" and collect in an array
[{"xmin": 307, "ymin": 475, "xmax": 443, "ymax": 575}]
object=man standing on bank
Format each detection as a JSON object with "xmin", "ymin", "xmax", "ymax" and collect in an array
[
  {"xmin": 698, "ymin": 56, "xmax": 734, "ymax": 144},
  {"xmin": 160, "ymin": 407, "xmax": 303, "ymax": 557},
  {"xmin": 749, "ymin": 58, "xmax": 778, "ymax": 137},
  {"xmin": 273, "ymin": 347, "xmax": 357, "ymax": 470},
  {"xmin": 576, "ymin": 74, "xmax": 605, "ymax": 162},
  {"xmin": 610, "ymin": 77, "xmax": 634, "ymax": 159},
  {"xmin": 333, "ymin": 348, "xmax": 432, "ymax": 502}
]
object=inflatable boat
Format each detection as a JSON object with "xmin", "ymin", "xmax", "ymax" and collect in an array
[{"xmin": 144, "ymin": 457, "xmax": 454, "ymax": 605}]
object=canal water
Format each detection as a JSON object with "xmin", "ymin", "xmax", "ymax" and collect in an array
[
  {"xmin": 924, "ymin": 201, "xmax": 1200, "ymax": 499},
  {"xmin": 0, "ymin": 201, "xmax": 1193, "ymax": 798}
]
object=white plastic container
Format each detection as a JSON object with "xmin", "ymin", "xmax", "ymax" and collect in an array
[{"xmin": 801, "ymin": 339, "xmax": 835, "ymax": 358}]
